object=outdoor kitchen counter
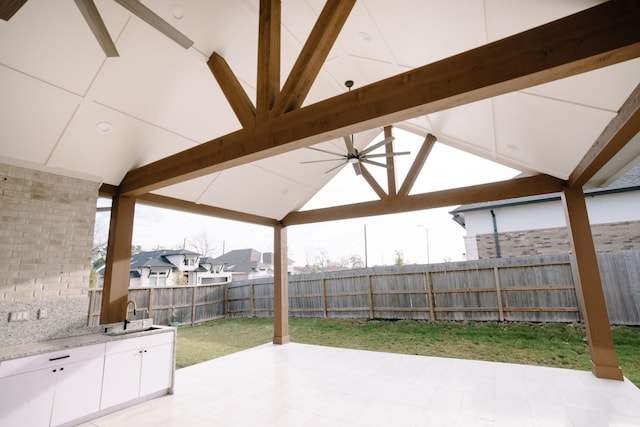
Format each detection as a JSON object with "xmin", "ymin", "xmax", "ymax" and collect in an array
[{"xmin": 0, "ymin": 320, "xmax": 174, "ymax": 362}]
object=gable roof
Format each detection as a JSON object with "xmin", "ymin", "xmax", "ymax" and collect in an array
[
  {"xmin": 130, "ymin": 249, "xmax": 200, "ymax": 269},
  {"xmin": 212, "ymin": 249, "xmax": 264, "ymax": 273},
  {"xmin": 1, "ymin": 1, "xmax": 639, "ymax": 223}
]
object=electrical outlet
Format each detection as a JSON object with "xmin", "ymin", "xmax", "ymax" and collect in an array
[
  {"xmin": 38, "ymin": 308, "xmax": 47, "ymax": 319},
  {"xmin": 9, "ymin": 310, "xmax": 29, "ymax": 321}
]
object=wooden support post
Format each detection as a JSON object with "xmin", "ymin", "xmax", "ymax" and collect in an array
[
  {"xmin": 494, "ymin": 267, "xmax": 505, "ymax": 322},
  {"xmin": 562, "ymin": 186, "xmax": 623, "ymax": 380},
  {"xmin": 273, "ymin": 224, "xmax": 290, "ymax": 344},
  {"xmin": 100, "ymin": 193, "xmax": 135, "ymax": 324},
  {"xmin": 251, "ymin": 283, "xmax": 256, "ymax": 317}
]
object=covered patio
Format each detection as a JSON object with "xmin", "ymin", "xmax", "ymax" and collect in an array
[{"xmin": 82, "ymin": 343, "xmax": 640, "ymax": 426}]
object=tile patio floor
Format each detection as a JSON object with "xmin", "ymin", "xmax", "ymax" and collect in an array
[{"xmin": 81, "ymin": 342, "xmax": 640, "ymax": 426}]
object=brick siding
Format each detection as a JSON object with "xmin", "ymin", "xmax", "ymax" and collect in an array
[
  {"xmin": 0, "ymin": 163, "xmax": 99, "ymax": 302},
  {"xmin": 476, "ymin": 221, "xmax": 640, "ymax": 258}
]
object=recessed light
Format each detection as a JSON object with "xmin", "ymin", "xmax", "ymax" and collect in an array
[
  {"xmin": 96, "ymin": 122, "xmax": 113, "ymax": 134},
  {"xmin": 171, "ymin": 4, "xmax": 185, "ymax": 20},
  {"xmin": 359, "ymin": 31, "xmax": 373, "ymax": 42}
]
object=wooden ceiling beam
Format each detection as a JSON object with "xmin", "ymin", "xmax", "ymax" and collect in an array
[
  {"xmin": 397, "ymin": 133, "xmax": 437, "ymax": 197},
  {"xmin": 0, "ymin": 0, "xmax": 28, "ymax": 21},
  {"xmin": 360, "ymin": 164, "xmax": 388, "ymax": 200},
  {"xmin": 119, "ymin": 0, "xmax": 640, "ymax": 196},
  {"xmin": 207, "ymin": 52, "xmax": 256, "ymax": 128},
  {"xmin": 569, "ymin": 82, "xmax": 640, "ymax": 188},
  {"xmin": 384, "ymin": 126, "xmax": 397, "ymax": 197},
  {"xmin": 136, "ymin": 193, "xmax": 278, "ymax": 227},
  {"xmin": 270, "ymin": 0, "xmax": 356, "ymax": 117},
  {"xmin": 282, "ymin": 174, "xmax": 566, "ymax": 226},
  {"xmin": 256, "ymin": 0, "xmax": 280, "ymax": 118}
]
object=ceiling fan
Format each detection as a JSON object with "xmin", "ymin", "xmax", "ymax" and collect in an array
[
  {"xmin": 301, "ymin": 131, "xmax": 410, "ymax": 176},
  {"xmin": 0, "ymin": 0, "xmax": 193, "ymax": 57}
]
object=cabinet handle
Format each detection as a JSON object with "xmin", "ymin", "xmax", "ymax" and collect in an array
[
  {"xmin": 60, "ymin": 367, "xmax": 64, "ymax": 371},
  {"xmin": 49, "ymin": 355, "xmax": 70, "ymax": 361},
  {"xmin": 53, "ymin": 369, "xmax": 57, "ymax": 373}
]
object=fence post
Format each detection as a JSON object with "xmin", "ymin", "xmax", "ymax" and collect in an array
[
  {"xmin": 321, "ymin": 278, "xmax": 328, "ymax": 318},
  {"xmin": 225, "ymin": 284, "xmax": 230, "ymax": 318},
  {"xmin": 251, "ymin": 283, "xmax": 256, "ymax": 317},
  {"xmin": 367, "ymin": 275, "xmax": 374, "ymax": 320},
  {"xmin": 494, "ymin": 267, "xmax": 505, "ymax": 322},
  {"xmin": 148, "ymin": 288, "xmax": 153, "ymax": 321},
  {"xmin": 425, "ymin": 271, "xmax": 436, "ymax": 321},
  {"xmin": 191, "ymin": 285, "xmax": 197, "ymax": 326}
]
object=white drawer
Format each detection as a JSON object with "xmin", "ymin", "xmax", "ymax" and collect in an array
[
  {"xmin": 105, "ymin": 331, "xmax": 173, "ymax": 355},
  {"xmin": 0, "ymin": 343, "xmax": 105, "ymax": 378}
]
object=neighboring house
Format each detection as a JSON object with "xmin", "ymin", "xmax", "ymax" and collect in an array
[
  {"xmin": 212, "ymin": 249, "xmax": 293, "ymax": 279},
  {"xmin": 98, "ymin": 249, "xmax": 231, "ymax": 287},
  {"xmin": 450, "ymin": 165, "xmax": 640, "ymax": 260}
]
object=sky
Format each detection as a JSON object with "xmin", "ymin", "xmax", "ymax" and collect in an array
[{"xmin": 95, "ymin": 129, "xmax": 518, "ymax": 267}]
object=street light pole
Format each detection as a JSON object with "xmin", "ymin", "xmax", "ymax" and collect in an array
[{"xmin": 417, "ymin": 225, "xmax": 430, "ymax": 264}]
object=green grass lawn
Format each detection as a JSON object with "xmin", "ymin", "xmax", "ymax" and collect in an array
[{"xmin": 175, "ymin": 317, "xmax": 640, "ymax": 386}]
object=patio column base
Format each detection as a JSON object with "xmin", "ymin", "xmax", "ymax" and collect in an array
[
  {"xmin": 591, "ymin": 360, "xmax": 623, "ymax": 381},
  {"xmin": 273, "ymin": 335, "xmax": 290, "ymax": 345}
]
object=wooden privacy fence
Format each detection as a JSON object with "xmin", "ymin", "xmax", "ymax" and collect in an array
[
  {"xmin": 88, "ymin": 252, "xmax": 640, "ymax": 326},
  {"xmin": 228, "ymin": 251, "xmax": 640, "ymax": 325},
  {"xmin": 87, "ymin": 282, "xmax": 227, "ymax": 326}
]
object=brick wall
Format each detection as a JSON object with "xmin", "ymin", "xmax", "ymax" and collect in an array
[
  {"xmin": 0, "ymin": 163, "xmax": 99, "ymax": 345},
  {"xmin": 476, "ymin": 221, "xmax": 640, "ymax": 258}
]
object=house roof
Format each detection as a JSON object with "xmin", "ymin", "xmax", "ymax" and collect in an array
[
  {"xmin": 212, "ymin": 249, "xmax": 264, "ymax": 273},
  {"xmin": 451, "ymin": 163, "xmax": 640, "ymax": 217},
  {"xmin": 1, "ymin": 1, "xmax": 639, "ymax": 222},
  {"xmin": 130, "ymin": 249, "xmax": 199, "ymax": 269}
]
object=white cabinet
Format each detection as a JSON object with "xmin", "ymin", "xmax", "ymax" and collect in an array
[
  {"xmin": 101, "ymin": 332, "xmax": 174, "ymax": 410},
  {"xmin": 0, "ymin": 343, "xmax": 104, "ymax": 427}
]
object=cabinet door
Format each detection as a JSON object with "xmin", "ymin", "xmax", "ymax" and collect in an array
[
  {"xmin": 50, "ymin": 357, "xmax": 104, "ymax": 426},
  {"xmin": 0, "ymin": 368, "xmax": 55, "ymax": 427},
  {"xmin": 100, "ymin": 350, "xmax": 142, "ymax": 410},
  {"xmin": 139, "ymin": 343, "xmax": 173, "ymax": 397}
]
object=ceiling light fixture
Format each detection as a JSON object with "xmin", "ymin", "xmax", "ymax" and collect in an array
[
  {"xmin": 96, "ymin": 122, "xmax": 113, "ymax": 134},
  {"xmin": 171, "ymin": 4, "xmax": 185, "ymax": 20}
]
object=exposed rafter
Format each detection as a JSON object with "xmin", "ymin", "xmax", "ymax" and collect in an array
[
  {"xmin": 569, "ymin": 83, "xmax": 640, "ymax": 188},
  {"xmin": 270, "ymin": 0, "xmax": 356, "ymax": 117},
  {"xmin": 207, "ymin": 52, "xmax": 256, "ymax": 128},
  {"xmin": 384, "ymin": 126, "xmax": 397, "ymax": 197},
  {"xmin": 256, "ymin": 0, "xmax": 280, "ymax": 118},
  {"xmin": 282, "ymin": 175, "xmax": 566, "ymax": 226},
  {"xmin": 119, "ymin": 0, "xmax": 640, "ymax": 197},
  {"xmin": 0, "ymin": 0, "xmax": 27, "ymax": 21},
  {"xmin": 136, "ymin": 193, "xmax": 278, "ymax": 227},
  {"xmin": 398, "ymin": 133, "xmax": 437, "ymax": 197},
  {"xmin": 360, "ymin": 164, "xmax": 388, "ymax": 200}
]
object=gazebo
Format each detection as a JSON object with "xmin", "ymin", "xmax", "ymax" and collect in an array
[{"xmin": 2, "ymin": 0, "xmax": 639, "ymax": 386}]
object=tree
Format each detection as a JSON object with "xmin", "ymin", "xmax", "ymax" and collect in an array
[
  {"xmin": 394, "ymin": 250, "xmax": 406, "ymax": 266},
  {"xmin": 186, "ymin": 232, "xmax": 217, "ymax": 257},
  {"xmin": 349, "ymin": 254, "xmax": 364, "ymax": 269}
]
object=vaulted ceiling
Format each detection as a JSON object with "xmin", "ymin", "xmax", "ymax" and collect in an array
[{"xmin": 1, "ymin": 0, "xmax": 639, "ymax": 224}]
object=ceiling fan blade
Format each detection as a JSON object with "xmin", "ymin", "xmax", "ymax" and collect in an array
[
  {"xmin": 360, "ymin": 136, "xmax": 396, "ymax": 155},
  {"xmin": 0, "ymin": 0, "xmax": 28, "ymax": 21},
  {"xmin": 365, "ymin": 151, "xmax": 411, "ymax": 159},
  {"xmin": 352, "ymin": 161, "xmax": 362, "ymax": 176},
  {"xmin": 325, "ymin": 161, "xmax": 348, "ymax": 174},
  {"xmin": 300, "ymin": 159, "xmax": 345, "ymax": 164},
  {"xmin": 115, "ymin": 0, "xmax": 193, "ymax": 49},
  {"xmin": 74, "ymin": 0, "xmax": 119, "ymax": 57},
  {"xmin": 306, "ymin": 146, "xmax": 347, "ymax": 158},
  {"xmin": 343, "ymin": 135, "xmax": 355, "ymax": 155},
  {"xmin": 360, "ymin": 158, "xmax": 391, "ymax": 169}
]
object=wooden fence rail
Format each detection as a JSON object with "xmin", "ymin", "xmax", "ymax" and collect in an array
[{"xmin": 88, "ymin": 252, "xmax": 640, "ymax": 326}]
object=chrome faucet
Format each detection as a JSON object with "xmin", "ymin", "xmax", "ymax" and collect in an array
[{"xmin": 124, "ymin": 300, "xmax": 137, "ymax": 330}]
